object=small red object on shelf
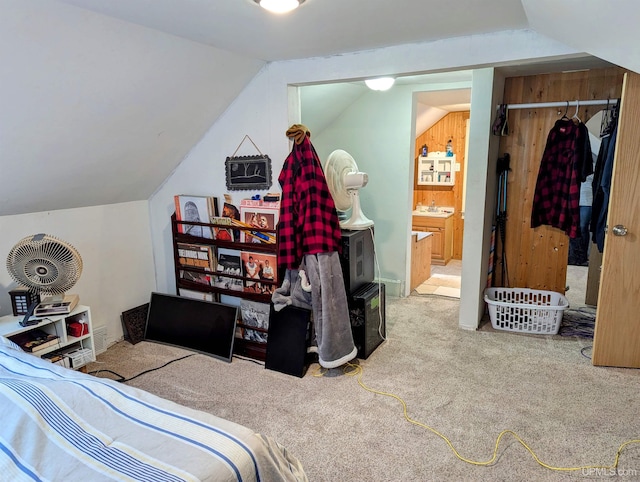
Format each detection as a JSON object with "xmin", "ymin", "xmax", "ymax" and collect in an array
[{"xmin": 68, "ymin": 322, "xmax": 88, "ymax": 337}]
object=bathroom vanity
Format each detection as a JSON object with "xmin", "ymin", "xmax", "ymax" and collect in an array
[{"xmin": 412, "ymin": 209, "xmax": 454, "ymax": 266}]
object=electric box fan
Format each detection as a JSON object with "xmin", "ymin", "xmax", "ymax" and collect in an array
[
  {"xmin": 324, "ymin": 149, "xmax": 374, "ymax": 230},
  {"xmin": 6, "ymin": 233, "xmax": 83, "ymax": 326}
]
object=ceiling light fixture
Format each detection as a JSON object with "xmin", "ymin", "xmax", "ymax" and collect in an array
[
  {"xmin": 254, "ymin": 0, "xmax": 305, "ymax": 14},
  {"xmin": 365, "ymin": 77, "xmax": 395, "ymax": 91}
]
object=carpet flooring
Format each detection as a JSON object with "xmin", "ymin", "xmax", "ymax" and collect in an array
[{"xmin": 88, "ymin": 290, "xmax": 640, "ymax": 482}]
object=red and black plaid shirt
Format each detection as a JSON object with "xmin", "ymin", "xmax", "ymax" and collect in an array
[
  {"xmin": 531, "ymin": 119, "xmax": 592, "ymax": 238},
  {"xmin": 277, "ymin": 136, "xmax": 342, "ymax": 270}
]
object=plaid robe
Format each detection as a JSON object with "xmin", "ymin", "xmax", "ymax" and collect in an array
[{"xmin": 277, "ymin": 135, "xmax": 342, "ymax": 270}]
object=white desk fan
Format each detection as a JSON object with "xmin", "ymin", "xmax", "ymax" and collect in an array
[
  {"xmin": 6, "ymin": 233, "xmax": 83, "ymax": 326},
  {"xmin": 325, "ymin": 149, "xmax": 374, "ymax": 230}
]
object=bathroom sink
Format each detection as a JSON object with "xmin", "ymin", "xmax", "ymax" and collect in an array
[{"xmin": 412, "ymin": 207, "xmax": 454, "ymax": 218}]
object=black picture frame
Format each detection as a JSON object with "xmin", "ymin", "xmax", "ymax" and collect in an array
[{"xmin": 225, "ymin": 155, "xmax": 272, "ymax": 191}]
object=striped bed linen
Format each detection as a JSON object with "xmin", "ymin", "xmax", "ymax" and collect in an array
[{"xmin": 0, "ymin": 344, "xmax": 308, "ymax": 482}]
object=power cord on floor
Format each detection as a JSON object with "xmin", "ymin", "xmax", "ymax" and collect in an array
[
  {"xmin": 233, "ymin": 354, "xmax": 265, "ymax": 366},
  {"xmin": 89, "ymin": 353, "xmax": 196, "ymax": 383},
  {"xmin": 580, "ymin": 345, "xmax": 593, "ymax": 360},
  {"xmin": 317, "ymin": 362, "xmax": 640, "ymax": 473}
]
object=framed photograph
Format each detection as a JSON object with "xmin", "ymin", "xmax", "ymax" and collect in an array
[
  {"xmin": 239, "ymin": 204, "xmax": 279, "ymax": 244},
  {"xmin": 239, "ymin": 300, "xmax": 270, "ymax": 343},
  {"xmin": 213, "ymin": 248, "xmax": 243, "ymax": 291},
  {"xmin": 174, "ymin": 195, "xmax": 217, "ymax": 238},
  {"xmin": 241, "ymin": 251, "xmax": 277, "ymax": 294},
  {"xmin": 225, "ymin": 155, "xmax": 272, "ymax": 191}
]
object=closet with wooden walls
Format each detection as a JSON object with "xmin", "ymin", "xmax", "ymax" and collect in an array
[
  {"xmin": 495, "ymin": 67, "xmax": 625, "ymax": 293},
  {"xmin": 414, "ymin": 111, "xmax": 470, "ymax": 260}
]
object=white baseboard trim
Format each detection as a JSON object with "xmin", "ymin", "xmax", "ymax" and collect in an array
[{"xmin": 375, "ymin": 277, "xmax": 404, "ymax": 297}]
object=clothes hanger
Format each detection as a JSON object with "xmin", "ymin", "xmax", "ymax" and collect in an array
[
  {"xmin": 600, "ymin": 98, "xmax": 614, "ymax": 137},
  {"xmin": 572, "ymin": 99, "xmax": 582, "ymax": 124},
  {"xmin": 560, "ymin": 100, "xmax": 570, "ymax": 120}
]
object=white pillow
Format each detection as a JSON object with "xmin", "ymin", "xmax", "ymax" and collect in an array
[{"xmin": 0, "ymin": 336, "xmax": 23, "ymax": 351}]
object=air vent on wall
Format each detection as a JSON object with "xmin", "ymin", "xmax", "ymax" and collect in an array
[{"xmin": 93, "ymin": 325, "xmax": 108, "ymax": 355}]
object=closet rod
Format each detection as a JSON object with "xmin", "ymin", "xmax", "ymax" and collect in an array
[{"xmin": 499, "ymin": 99, "xmax": 611, "ymax": 110}]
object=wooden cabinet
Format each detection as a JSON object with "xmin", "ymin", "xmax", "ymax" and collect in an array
[
  {"xmin": 410, "ymin": 232, "xmax": 432, "ymax": 291},
  {"xmin": 171, "ymin": 213, "xmax": 277, "ymax": 361},
  {"xmin": 412, "ymin": 215, "xmax": 453, "ymax": 265},
  {"xmin": 0, "ymin": 305, "xmax": 95, "ymax": 370}
]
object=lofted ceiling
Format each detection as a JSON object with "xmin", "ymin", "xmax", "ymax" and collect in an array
[{"xmin": 0, "ymin": 0, "xmax": 635, "ymax": 216}]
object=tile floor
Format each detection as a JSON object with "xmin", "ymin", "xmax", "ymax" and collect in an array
[
  {"xmin": 414, "ymin": 259, "xmax": 462, "ymax": 298},
  {"xmin": 412, "ymin": 260, "xmax": 590, "ymax": 305}
]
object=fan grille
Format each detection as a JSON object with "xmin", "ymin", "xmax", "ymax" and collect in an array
[
  {"xmin": 325, "ymin": 149, "xmax": 358, "ymax": 211},
  {"xmin": 6, "ymin": 234, "xmax": 83, "ymax": 295}
]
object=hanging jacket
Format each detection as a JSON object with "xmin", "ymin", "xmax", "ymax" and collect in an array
[
  {"xmin": 277, "ymin": 133, "xmax": 342, "ymax": 270},
  {"xmin": 591, "ymin": 118, "xmax": 619, "ymax": 252},
  {"xmin": 531, "ymin": 118, "xmax": 592, "ymax": 238}
]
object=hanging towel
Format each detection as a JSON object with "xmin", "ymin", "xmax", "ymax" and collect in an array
[
  {"xmin": 304, "ymin": 252, "xmax": 357, "ymax": 369},
  {"xmin": 271, "ymin": 267, "xmax": 312, "ymax": 312}
]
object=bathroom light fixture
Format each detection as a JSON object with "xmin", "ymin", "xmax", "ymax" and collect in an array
[
  {"xmin": 364, "ymin": 77, "xmax": 395, "ymax": 91},
  {"xmin": 254, "ymin": 0, "xmax": 305, "ymax": 14}
]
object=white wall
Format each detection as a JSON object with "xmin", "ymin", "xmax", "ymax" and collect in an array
[
  {"xmin": 307, "ymin": 81, "xmax": 471, "ymax": 296},
  {"xmin": 149, "ymin": 29, "xmax": 581, "ymax": 330},
  {"xmin": 0, "ymin": 201, "xmax": 156, "ymax": 346},
  {"xmin": 311, "ymin": 86, "xmax": 416, "ymax": 295},
  {"xmin": 459, "ymin": 68, "xmax": 505, "ymax": 330}
]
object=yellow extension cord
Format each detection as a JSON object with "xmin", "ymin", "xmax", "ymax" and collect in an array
[{"xmin": 313, "ymin": 362, "xmax": 640, "ymax": 473}]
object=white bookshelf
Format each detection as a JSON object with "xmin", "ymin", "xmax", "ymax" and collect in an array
[{"xmin": 0, "ymin": 305, "xmax": 95, "ymax": 369}]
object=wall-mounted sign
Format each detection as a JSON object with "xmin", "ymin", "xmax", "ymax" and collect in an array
[{"xmin": 225, "ymin": 155, "xmax": 272, "ymax": 191}]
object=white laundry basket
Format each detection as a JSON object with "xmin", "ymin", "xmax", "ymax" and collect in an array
[{"xmin": 484, "ymin": 287, "xmax": 569, "ymax": 335}]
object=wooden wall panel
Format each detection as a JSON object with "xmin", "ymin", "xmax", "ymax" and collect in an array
[
  {"xmin": 414, "ymin": 111, "xmax": 469, "ymax": 260},
  {"xmin": 496, "ymin": 67, "xmax": 624, "ymax": 292}
]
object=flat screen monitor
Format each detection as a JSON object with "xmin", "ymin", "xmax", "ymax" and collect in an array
[{"xmin": 144, "ymin": 292, "xmax": 238, "ymax": 363}]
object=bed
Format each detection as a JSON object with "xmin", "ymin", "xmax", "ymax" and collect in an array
[{"xmin": 0, "ymin": 340, "xmax": 308, "ymax": 482}]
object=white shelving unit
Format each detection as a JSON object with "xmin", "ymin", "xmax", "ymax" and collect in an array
[
  {"xmin": 417, "ymin": 152, "xmax": 456, "ymax": 186},
  {"xmin": 0, "ymin": 305, "xmax": 95, "ymax": 369}
]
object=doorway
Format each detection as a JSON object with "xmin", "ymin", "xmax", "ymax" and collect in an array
[
  {"xmin": 299, "ymin": 71, "xmax": 473, "ymax": 300},
  {"xmin": 411, "ymin": 99, "xmax": 470, "ymax": 300}
]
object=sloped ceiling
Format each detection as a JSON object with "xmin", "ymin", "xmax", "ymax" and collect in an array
[
  {"xmin": 54, "ymin": 0, "xmax": 530, "ymax": 62},
  {"xmin": 0, "ymin": 0, "xmax": 635, "ymax": 216},
  {"xmin": 0, "ymin": 0, "xmax": 263, "ymax": 216}
]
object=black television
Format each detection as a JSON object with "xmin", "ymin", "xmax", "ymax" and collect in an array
[{"xmin": 144, "ymin": 292, "xmax": 238, "ymax": 363}]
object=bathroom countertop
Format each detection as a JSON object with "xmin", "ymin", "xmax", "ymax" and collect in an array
[
  {"xmin": 412, "ymin": 208, "xmax": 454, "ymax": 219},
  {"xmin": 411, "ymin": 231, "xmax": 433, "ymax": 241}
]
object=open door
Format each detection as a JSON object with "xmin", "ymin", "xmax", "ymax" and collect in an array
[{"xmin": 592, "ymin": 71, "xmax": 640, "ymax": 368}]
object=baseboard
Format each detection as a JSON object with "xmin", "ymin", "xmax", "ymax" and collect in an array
[{"xmin": 375, "ymin": 277, "xmax": 403, "ymax": 297}]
